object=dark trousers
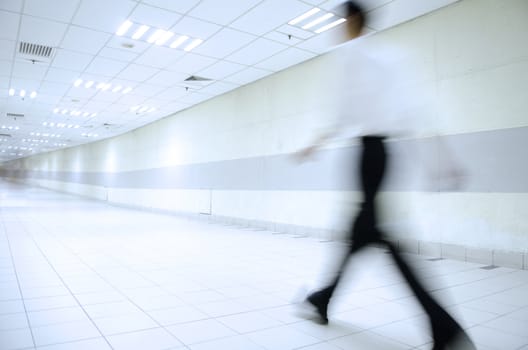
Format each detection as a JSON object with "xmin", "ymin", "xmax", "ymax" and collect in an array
[{"xmin": 311, "ymin": 136, "xmax": 463, "ymax": 343}]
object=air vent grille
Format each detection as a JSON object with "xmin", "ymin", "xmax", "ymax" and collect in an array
[
  {"xmin": 19, "ymin": 42, "xmax": 54, "ymax": 58},
  {"xmin": 185, "ymin": 75, "xmax": 212, "ymax": 82},
  {"xmin": 6, "ymin": 113, "xmax": 24, "ymax": 118},
  {"xmin": 0, "ymin": 133, "xmax": 12, "ymax": 138}
]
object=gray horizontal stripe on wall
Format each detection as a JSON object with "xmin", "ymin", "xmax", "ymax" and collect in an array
[{"xmin": 2, "ymin": 126, "xmax": 528, "ymax": 192}]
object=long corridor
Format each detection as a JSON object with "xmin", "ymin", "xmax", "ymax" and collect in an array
[{"xmin": 1, "ymin": 181, "xmax": 527, "ymax": 350}]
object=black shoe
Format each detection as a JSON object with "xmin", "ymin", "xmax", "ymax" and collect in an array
[
  {"xmin": 306, "ymin": 293, "xmax": 329, "ymax": 325},
  {"xmin": 432, "ymin": 323, "xmax": 476, "ymax": 350}
]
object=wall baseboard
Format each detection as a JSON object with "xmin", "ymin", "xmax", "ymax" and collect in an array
[{"xmin": 4, "ymin": 178, "xmax": 527, "ymax": 270}]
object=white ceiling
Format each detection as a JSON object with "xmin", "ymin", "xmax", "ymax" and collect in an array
[{"xmin": 0, "ymin": 0, "xmax": 458, "ymax": 162}]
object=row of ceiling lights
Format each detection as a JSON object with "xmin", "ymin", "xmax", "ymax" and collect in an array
[
  {"xmin": 53, "ymin": 108, "xmax": 97, "ymax": 118},
  {"xmin": 8, "ymin": 88, "xmax": 37, "ymax": 98},
  {"xmin": 1, "ymin": 125, "xmax": 20, "ymax": 131},
  {"xmin": 73, "ymin": 79, "xmax": 133, "ymax": 94},
  {"xmin": 130, "ymin": 105, "xmax": 156, "ymax": 113},
  {"xmin": 117, "ymin": 20, "xmax": 203, "ymax": 51},
  {"xmin": 29, "ymin": 132, "xmax": 61, "ymax": 138},
  {"xmin": 43, "ymin": 122, "xmax": 80, "ymax": 129},
  {"xmin": 288, "ymin": 7, "xmax": 347, "ymax": 34}
]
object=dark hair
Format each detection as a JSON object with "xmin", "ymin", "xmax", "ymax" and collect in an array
[{"xmin": 337, "ymin": 1, "xmax": 366, "ymax": 30}]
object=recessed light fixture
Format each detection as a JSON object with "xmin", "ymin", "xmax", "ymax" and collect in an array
[
  {"xmin": 184, "ymin": 39, "xmax": 203, "ymax": 52},
  {"xmin": 315, "ymin": 18, "xmax": 347, "ymax": 33},
  {"xmin": 156, "ymin": 31, "xmax": 174, "ymax": 46},
  {"xmin": 8, "ymin": 88, "xmax": 15, "ymax": 96},
  {"xmin": 101, "ymin": 84, "xmax": 111, "ymax": 91},
  {"xmin": 302, "ymin": 13, "xmax": 334, "ymax": 30},
  {"xmin": 130, "ymin": 105, "xmax": 156, "ymax": 114},
  {"xmin": 132, "ymin": 25, "xmax": 150, "ymax": 40},
  {"xmin": 30, "ymin": 91, "xmax": 37, "ymax": 98},
  {"xmin": 112, "ymin": 85, "xmax": 123, "ymax": 93},
  {"xmin": 170, "ymin": 35, "xmax": 189, "ymax": 49},
  {"xmin": 148, "ymin": 29, "xmax": 165, "ymax": 44},
  {"xmin": 74, "ymin": 79, "xmax": 83, "ymax": 87},
  {"xmin": 85, "ymin": 81, "xmax": 94, "ymax": 88},
  {"xmin": 122, "ymin": 87, "xmax": 132, "ymax": 94},
  {"xmin": 116, "ymin": 20, "xmax": 133, "ymax": 36},
  {"xmin": 288, "ymin": 8, "xmax": 321, "ymax": 25},
  {"xmin": 20, "ymin": 90, "xmax": 26, "ymax": 97}
]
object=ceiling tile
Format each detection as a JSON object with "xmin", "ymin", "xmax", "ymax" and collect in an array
[
  {"xmin": 38, "ymin": 81, "xmax": 71, "ymax": 96},
  {"xmin": 66, "ymin": 87, "xmax": 98, "ymax": 99},
  {"xmin": 128, "ymin": 83, "xmax": 165, "ymax": 97},
  {"xmin": 45, "ymin": 67, "xmax": 79, "ymax": 84},
  {"xmin": 230, "ymin": 0, "xmax": 311, "ymax": 36},
  {"xmin": 226, "ymin": 38, "xmax": 287, "ymax": 66},
  {"xmin": 19, "ymin": 15, "xmax": 68, "ymax": 47},
  {"xmin": 140, "ymin": 0, "xmax": 200, "ymax": 14},
  {"xmin": 264, "ymin": 31, "xmax": 302, "ymax": 46},
  {"xmin": 188, "ymin": 0, "xmax": 262, "ymax": 26},
  {"xmin": 129, "ymin": 3, "xmax": 181, "ymax": 29},
  {"xmin": 117, "ymin": 63, "xmax": 159, "ymax": 82},
  {"xmin": 23, "ymin": 0, "xmax": 80, "ymax": 23},
  {"xmin": 198, "ymin": 60, "xmax": 245, "ymax": 80},
  {"xmin": 12, "ymin": 61, "xmax": 48, "ymax": 80},
  {"xmin": 98, "ymin": 47, "xmax": 138, "ymax": 62},
  {"xmin": 0, "ymin": 40, "xmax": 15, "ymax": 61},
  {"xmin": 0, "ymin": 77, "xmax": 9, "ymax": 89},
  {"xmin": 52, "ymin": 49, "xmax": 94, "ymax": 71},
  {"xmin": 159, "ymin": 101, "xmax": 190, "ymax": 112},
  {"xmin": 89, "ymin": 90, "xmax": 123, "ymax": 103},
  {"xmin": 192, "ymin": 28, "xmax": 257, "ymax": 59},
  {"xmin": 168, "ymin": 53, "xmax": 216, "ymax": 74},
  {"xmin": 106, "ymin": 36, "xmax": 151, "ymax": 54},
  {"xmin": 169, "ymin": 16, "xmax": 221, "ymax": 40},
  {"xmin": 0, "ymin": 60, "xmax": 12, "ymax": 76},
  {"xmin": 0, "ymin": 0, "xmax": 23, "ymax": 12},
  {"xmin": 72, "ymin": 0, "xmax": 137, "ymax": 33},
  {"xmin": 8, "ymin": 78, "xmax": 41, "ymax": 91},
  {"xmin": 134, "ymin": 46, "xmax": 185, "ymax": 69},
  {"xmin": 276, "ymin": 24, "xmax": 315, "ymax": 40},
  {"xmin": 61, "ymin": 26, "xmax": 112, "ymax": 55},
  {"xmin": 85, "ymin": 57, "xmax": 129, "ymax": 77},
  {"xmin": 151, "ymin": 86, "xmax": 188, "ymax": 101},
  {"xmin": 0, "ymin": 11, "xmax": 20, "ymax": 41},
  {"xmin": 145, "ymin": 70, "xmax": 189, "ymax": 87},
  {"xmin": 199, "ymin": 81, "xmax": 239, "ymax": 96},
  {"xmin": 179, "ymin": 91, "xmax": 212, "ymax": 104},
  {"xmin": 224, "ymin": 67, "xmax": 273, "ymax": 85},
  {"xmin": 255, "ymin": 47, "xmax": 316, "ymax": 71},
  {"xmin": 116, "ymin": 93, "xmax": 148, "ymax": 105},
  {"xmin": 31, "ymin": 93, "xmax": 63, "ymax": 105}
]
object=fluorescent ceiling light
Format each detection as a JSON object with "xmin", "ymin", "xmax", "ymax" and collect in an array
[
  {"xmin": 184, "ymin": 39, "xmax": 203, "ymax": 52},
  {"xmin": 90, "ymin": 113, "xmax": 97, "ymax": 117},
  {"xmin": 83, "ymin": 112, "xmax": 89, "ymax": 117},
  {"xmin": 147, "ymin": 29, "xmax": 165, "ymax": 43},
  {"xmin": 74, "ymin": 79, "xmax": 83, "ymax": 87},
  {"xmin": 170, "ymin": 35, "xmax": 189, "ymax": 49},
  {"xmin": 132, "ymin": 25, "xmax": 150, "ymax": 40},
  {"xmin": 130, "ymin": 106, "xmax": 139, "ymax": 112},
  {"xmin": 156, "ymin": 31, "xmax": 174, "ymax": 46},
  {"xmin": 116, "ymin": 20, "xmax": 133, "ymax": 36},
  {"xmin": 96, "ymin": 82, "xmax": 105, "ymax": 89},
  {"xmin": 8, "ymin": 88, "xmax": 15, "ymax": 96},
  {"xmin": 138, "ymin": 106, "xmax": 148, "ymax": 113},
  {"xmin": 53, "ymin": 108, "xmax": 59, "ymax": 113},
  {"xmin": 315, "ymin": 18, "xmax": 347, "ymax": 33},
  {"xmin": 20, "ymin": 90, "xmax": 26, "ymax": 97},
  {"xmin": 30, "ymin": 91, "xmax": 37, "ymax": 98},
  {"xmin": 101, "ymin": 84, "xmax": 111, "ymax": 91},
  {"xmin": 288, "ymin": 8, "xmax": 320, "ymax": 25},
  {"xmin": 302, "ymin": 13, "xmax": 334, "ymax": 30},
  {"xmin": 61, "ymin": 109, "xmax": 68, "ymax": 114},
  {"xmin": 147, "ymin": 107, "xmax": 156, "ymax": 113},
  {"xmin": 122, "ymin": 87, "xmax": 132, "ymax": 94},
  {"xmin": 85, "ymin": 81, "xmax": 94, "ymax": 88},
  {"xmin": 112, "ymin": 85, "xmax": 122, "ymax": 93}
]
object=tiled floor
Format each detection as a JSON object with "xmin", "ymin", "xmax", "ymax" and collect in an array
[{"xmin": 1, "ymin": 181, "xmax": 527, "ymax": 350}]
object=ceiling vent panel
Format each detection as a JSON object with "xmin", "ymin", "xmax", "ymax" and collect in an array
[
  {"xmin": 6, "ymin": 113, "xmax": 25, "ymax": 119},
  {"xmin": 182, "ymin": 75, "xmax": 214, "ymax": 89},
  {"xmin": 17, "ymin": 42, "xmax": 56, "ymax": 64}
]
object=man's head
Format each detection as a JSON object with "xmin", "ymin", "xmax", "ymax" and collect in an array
[{"xmin": 338, "ymin": 1, "xmax": 366, "ymax": 41}]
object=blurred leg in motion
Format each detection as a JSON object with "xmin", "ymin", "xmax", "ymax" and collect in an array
[{"xmin": 305, "ymin": 136, "xmax": 475, "ymax": 349}]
